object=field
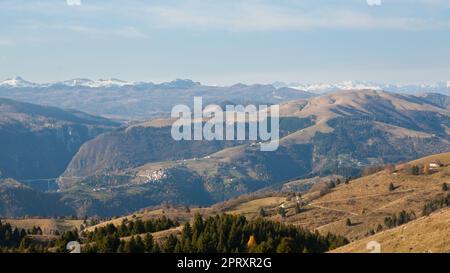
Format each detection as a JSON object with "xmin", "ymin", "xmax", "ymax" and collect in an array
[
  {"xmin": 332, "ymin": 207, "xmax": 450, "ymax": 253},
  {"xmin": 4, "ymin": 218, "xmax": 84, "ymax": 234}
]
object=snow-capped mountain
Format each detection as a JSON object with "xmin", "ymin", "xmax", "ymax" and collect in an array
[
  {"xmin": 54, "ymin": 78, "xmax": 133, "ymax": 88},
  {"xmin": 1, "ymin": 77, "xmax": 449, "ymax": 95},
  {"xmin": 0, "ymin": 76, "xmax": 39, "ymax": 88},
  {"xmin": 281, "ymin": 80, "xmax": 450, "ymax": 94},
  {"xmin": 0, "ymin": 77, "xmax": 134, "ymax": 88},
  {"xmin": 0, "ymin": 77, "xmax": 200, "ymax": 89}
]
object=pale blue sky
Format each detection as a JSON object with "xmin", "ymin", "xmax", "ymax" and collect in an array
[{"xmin": 1, "ymin": 0, "xmax": 450, "ymax": 85}]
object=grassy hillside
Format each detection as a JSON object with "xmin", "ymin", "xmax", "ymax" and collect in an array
[
  {"xmin": 10, "ymin": 153, "xmax": 450, "ymax": 253},
  {"xmin": 4, "ymin": 218, "xmax": 83, "ymax": 235},
  {"xmin": 55, "ymin": 90, "xmax": 450, "ymax": 217},
  {"xmin": 331, "ymin": 207, "xmax": 450, "ymax": 253},
  {"xmin": 275, "ymin": 152, "xmax": 450, "ymax": 241}
]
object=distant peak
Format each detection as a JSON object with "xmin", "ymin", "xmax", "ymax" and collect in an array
[
  {"xmin": 230, "ymin": 83, "xmax": 248, "ymax": 88},
  {"xmin": 55, "ymin": 78, "xmax": 133, "ymax": 88},
  {"xmin": 0, "ymin": 76, "xmax": 37, "ymax": 88},
  {"xmin": 158, "ymin": 79, "xmax": 200, "ymax": 88}
]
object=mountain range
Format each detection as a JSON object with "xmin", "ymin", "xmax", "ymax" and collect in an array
[
  {"xmin": 0, "ymin": 86, "xmax": 449, "ymax": 217},
  {"xmin": 2, "ymin": 77, "xmax": 450, "ymax": 94},
  {"xmin": 59, "ymin": 90, "xmax": 450, "ymax": 216},
  {"xmin": 0, "ymin": 77, "xmax": 313, "ymax": 121},
  {"xmin": 275, "ymin": 80, "xmax": 450, "ymax": 94},
  {"xmin": 1, "ymin": 77, "xmax": 449, "ymax": 121}
]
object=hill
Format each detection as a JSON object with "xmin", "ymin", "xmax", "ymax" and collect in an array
[
  {"xmin": 58, "ymin": 90, "xmax": 450, "ymax": 216},
  {"xmin": 274, "ymin": 152, "xmax": 450, "ymax": 241},
  {"xmin": 86, "ymin": 152, "xmax": 450, "ymax": 253},
  {"xmin": 331, "ymin": 207, "xmax": 450, "ymax": 253},
  {"xmin": 0, "ymin": 178, "xmax": 75, "ymax": 217},
  {"xmin": 17, "ymin": 152, "xmax": 449, "ymax": 253},
  {"xmin": 0, "ymin": 97, "xmax": 119, "ymax": 181}
]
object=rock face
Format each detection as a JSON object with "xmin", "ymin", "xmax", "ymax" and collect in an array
[{"xmin": 0, "ymin": 98, "xmax": 119, "ymax": 180}]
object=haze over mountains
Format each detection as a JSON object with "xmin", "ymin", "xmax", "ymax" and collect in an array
[
  {"xmin": 0, "ymin": 77, "xmax": 313, "ymax": 121},
  {"xmin": 1, "ymin": 77, "xmax": 449, "ymax": 121},
  {"xmin": 276, "ymin": 80, "xmax": 450, "ymax": 95},
  {"xmin": 0, "ymin": 98, "xmax": 118, "ymax": 180},
  {"xmin": 0, "ymin": 79, "xmax": 449, "ymax": 217}
]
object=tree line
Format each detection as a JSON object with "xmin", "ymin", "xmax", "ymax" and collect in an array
[
  {"xmin": 154, "ymin": 214, "xmax": 347, "ymax": 253},
  {"xmin": 77, "ymin": 216, "xmax": 178, "ymax": 253},
  {"xmin": 2, "ymin": 213, "xmax": 350, "ymax": 253},
  {"xmin": 422, "ymin": 194, "xmax": 450, "ymax": 216},
  {"xmin": 383, "ymin": 210, "xmax": 416, "ymax": 229}
]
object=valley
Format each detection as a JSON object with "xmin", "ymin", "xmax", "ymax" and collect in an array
[{"xmin": 0, "ymin": 88, "xmax": 449, "ymax": 253}]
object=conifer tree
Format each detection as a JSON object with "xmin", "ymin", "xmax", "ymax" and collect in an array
[
  {"xmin": 278, "ymin": 207, "xmax": 287, "ymax": 218},
  {"xmin": 346, "ymin": 218, "xmax": 352, "ymax": 226},
  {"xmin": 259, "ymin": 208, "xmax": 267, "ymax": 217},
  {"xmin": 389, "ymin": 182, "xmax": 395, "ymax": 192},
  {"xmin": 143, "ymin": 233, "xmax": 154, "ymax": 253}
]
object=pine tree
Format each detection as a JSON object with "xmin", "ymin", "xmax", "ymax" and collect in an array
[
  {"xmin": 181, "ymin": 223, "xmax": 193, "ymax": 253},
  {"xmin": 19, "ymin": 237, "xmax": 31, "ymax": 251},
  {"xmin": 276, "ymin": 237, "xmax": 294, "ymax": 253},
  {"xmin": 346, "ymin": 218, "xmax": 352, "ymax": 226},
  {"xmin": 163, "ymin": 234, "xmax": 179, "ymax": 253},
  {"xmin": 151, "ymin": 242, "xmax": 161, "ymax": 253},
  {"xmin": 295, "ymin": 203, "xmax": 302, "ymax": 214},
  {"xmin": 126, "ymin": 236, "xmax": 137, "ymax": 253},
  {"xmin": 328, "ymin": 181, "xmax": 336, "ymax": 189},
  {"xmin": 259, "ymin": 208, "xmax": 267, "ymax": 217},
  {"xmin": 192, "ymin": 213, "xmax": 204, "ymax": 242},
  {"xmin": 117, "ymin": 241, "xmax": 126, "ymax": 253},
  {"xmin": 143, "ymin": 233, "xmax": 154, "ymax": 253},
  {"xmin": 133, "ymin": 220, "xmax": 145, "ymax": 235},
  {"xmin": 376, "ymin": 224, "xmax": 383, "ymax": 232},
  {"xmin": 389, "ymin": 182, "xmax": 395, "ymax": 192},
  {"xmin": 134, "ymin": 236, "xmax": 145, "ymax": 253},
  {"xmin": 443, "ymin": 183, "xmax": 448, "ymax": 192},
  {"xmin": 278, "ymin": 207, "xmax": 286, "ymax": 218}
]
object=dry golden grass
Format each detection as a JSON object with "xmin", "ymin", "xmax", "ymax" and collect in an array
[
  {"xmin": 87, "ymin": 152, "xmax": 450, "ymax": 252},
  {"xmin": 331, "ymin": 207, "xmax": 450, "ymax": 253},
  {"xmin": 5, "ymin": 219, "xmax": 84, "ymax": 234},
  {"xmin": 84, "ymin": 206, "xmax": 212, "ymax": 233},
  {"xmin": 226, "ymin": 196, "xmax": 287, "ymax": 219},
  {"xmin": 119, "ymin": 226, "xmax": 184, "ymax": 245},
  {"xmin": 278, "ymin": 153, "xmax": 450, "ymax": 241}
]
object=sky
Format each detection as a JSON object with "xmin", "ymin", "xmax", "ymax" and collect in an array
[{"xmin": 0, "ymin": 0, "xmax": 450, "ymax": 85}]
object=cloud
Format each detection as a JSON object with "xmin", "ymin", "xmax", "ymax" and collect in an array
[
  {"xmin": 66, "ymin": 0, "xmax": 81, "ymax": 6},
  {"xmin": 2, "ymin": 0, "xmax": 450, "ymax": 33},
  {"xmin": 114, "ymin": 27, "xmax": 148, "ymax": 39},
  {"xmin": 141, "ymin": 1, "xmax": 449, "ymax": 31},
  {"xmin": 367, "ymin": 0, "xmax": 382, "ymax": 6},
  {"xmin": 0, "ymin": 38, "xmax": 14, "ymax": 46},
  {"xmin": 60, "ymin": 25, "xmax": 148, "ymax": 39}
]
